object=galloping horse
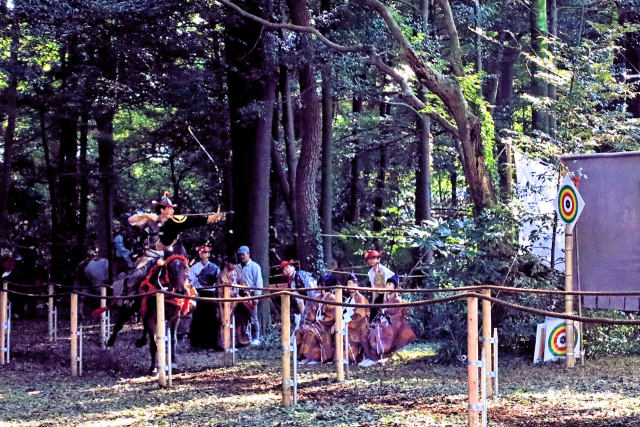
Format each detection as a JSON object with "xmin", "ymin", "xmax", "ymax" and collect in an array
[
  {"xmin": 74, "ymin": 256, "xmax": 130, "ymax": 318},
  {"xmin": 104, "ymin": 254, "xmax": 190, "ymax": 375}
]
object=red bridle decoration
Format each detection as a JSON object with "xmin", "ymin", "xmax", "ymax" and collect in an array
[{"xmin": 139, "ymin": 255, "xmax": 190, "ymax": 317}]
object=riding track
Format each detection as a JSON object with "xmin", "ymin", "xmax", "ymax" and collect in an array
[{"xmin": 1, "ymin": 316, "xmax": 640, "ymax": 426}]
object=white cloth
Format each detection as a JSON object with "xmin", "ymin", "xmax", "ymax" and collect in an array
[
  {"xmin": 514, "ymin": 149, "xmax": 565, "ymax": 271},
  {"xmin": 367, "ymin": 264, "xmax": 395, "ymax": 288}
]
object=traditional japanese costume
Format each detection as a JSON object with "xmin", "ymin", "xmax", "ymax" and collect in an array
[{"xmin": 363, "ymin": 294, "xmax": 416, "ymax": 360}]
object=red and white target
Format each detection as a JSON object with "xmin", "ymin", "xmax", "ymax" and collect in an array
[{"xmin": 554, "ymin": 175, "xmax": 585, "ymax": 225}]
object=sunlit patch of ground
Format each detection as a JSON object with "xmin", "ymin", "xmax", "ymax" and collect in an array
[{"xmin": 1, "ymin": 318, "xmax": 639, "ymax": 426}]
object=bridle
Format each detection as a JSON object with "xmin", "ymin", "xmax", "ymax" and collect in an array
[{"xmin": 139, "ymin": 255, "xmax": 190, "ymax": 316}]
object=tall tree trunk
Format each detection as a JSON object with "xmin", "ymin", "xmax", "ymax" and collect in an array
[
  {"xmin": 0, "ymin": 14, "xmax": 19, "ymax": 235},
  {"xmin": 54, "ymin": 105, "xmax": 79, "ymax": 280},
  {"xmin": 225, "ymin": 0, "xmax": 269, "ymax": 248},
  {"xmin": 373, "ymin": 146, "xmax": 387, "ymax": 232},
  {"xmin": 373, "ymin": 96, "xmax": 389, "ymax": 232},
  {"xmin": 348, "ymin": 95, "xmax": 363, "ymax": 223},
  {"xmin": 473, "ymin": 0, "xmax": 482, "ymax": 73},
  {"xmin": 95, "ymin": 108, "xmax": 115, "ymax": 284},
  {"xmin": 250, "ymin": 73, "xmax": 276, "ymax": 336},
  {"xmin": 547, "ymin": 0, "xmax": 558, "ymax": 137},
  {"xmin": 494, "ymin": 36, "xmax": 518, "ymax": 197},
  {"xmin": 415, "ymin": 112, "xmax": 432, "ymax": 224},
  {"xmin": 271, "ymin": 100, "xmax": 295, "ymax": 220},
  {"xmin": 225, "ymin": 0, "xmax": 276, "ymax": 329},
  {"xmin": 40, "ymin": 110, "xmax": 59, "ymax": 245},
  {"xmin": 287, "ymin": 0, "xmax": 325, "ymax": 273},
  {"xmin": 530, "ymin": 0, "xmax": 549, "ymax": 133},
  {"xmin": 415, "ymin": 1, "xmax": 432, "ymax": 226},
  {"xmin": 320, "ymin": 0, "xmax": 334, "ymax": 267},
  {"xmin": 280, "ymin": 66, "xmax": 298, "ymax": 217},
  {"xmin": 321, "ymin": 73, "xmax": 334, "ymax": 265},
  {"xmin": 419, "ymin": 0, "xmax": 430, "ymax": 30},
  {"xmin": 77, "ymin": 111, "xmax": 89, "ymax": 255},
  {"xmin": 451, "ymin": 171, "xmax": 458, "ymax": 205}
]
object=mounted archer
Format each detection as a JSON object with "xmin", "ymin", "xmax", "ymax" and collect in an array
[{"xmin": 121, "ymin": 192, "xmax": 226, "ymax": 303}]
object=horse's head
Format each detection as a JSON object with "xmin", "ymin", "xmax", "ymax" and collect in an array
[{"xmin": 162, "ymin": 255, "xmax": 188, "ymax": 295}]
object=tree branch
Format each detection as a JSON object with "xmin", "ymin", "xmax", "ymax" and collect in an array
[
  {"xmin": 217, "ymin": 0, "xmax": 462, "ymax": 141},
  {"xmin": 436, "ymin": 0, "xmax": 464, "ymax": 76},
  {"xmin": 216, "ymin": 0, "xmax": 370, "ymax": 54}
]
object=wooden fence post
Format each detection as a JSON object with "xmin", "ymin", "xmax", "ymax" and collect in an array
[
  {"xmin": 565, "ymin": 225, "xmax": 575, "ymax": 368},
  {"xmin": 223, "ymin": 284, "xmax": 231, "ymax": 367},
  {"xmin": 48, "ymin": 284, "xmax": 54, "ymax": 342},
  {"xmin": 100, "ymin": 286, "xmax": 107, "ymax": 349},
  {"xmin": 70, "ymin": 293, "xmax": 78, "ymax": 377},
  {"xmin": 467, "ymin": 296, "xmax": 480, "ymax": 427},
  {"xmin": 281, "ymin": 293, "xmax": 292, "ymax": 407},
  {"xmin": 156, "ymin": 291, "xmax": 167, "ymax": 387},
  {"xmin": 482, "ymin": 288, "xmax": 493, "ymax": 397},
  {"xmin": 0, "ymin": 281, "xmax": 7, "ymax": 365},
  {"xmin": 335, "ymin": 287, "xmax": 344, "ymax": 382}
]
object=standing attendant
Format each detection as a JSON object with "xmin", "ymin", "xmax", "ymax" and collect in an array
[
  {"xmin": 235, "ymin": 245, "xmax": 264, "ymax": 345},
  {"xmin": 189, "ymin": 245, "xmax": 220, "ymax": 289},
  {"xmin": 364, "ymin": 250, "xmax": 394, "ymax": 320}
]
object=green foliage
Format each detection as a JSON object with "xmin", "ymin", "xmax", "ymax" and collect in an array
[
  {"xmin": 404, "ymin": 206, "xmax": 562, "ymax": 360},
  {"xmin": 583, "ymin": 310, "xmax": 640, "ymax": 357},
  {"xmin": 515, "ymin": 21, "xmax": 640, "ymax": 158},
  {"xmin": 458, "ymin": 67, "xmax": 497, "ymax": 176}
]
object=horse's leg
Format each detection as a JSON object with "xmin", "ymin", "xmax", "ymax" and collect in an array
[
  {"xmin": 107, "ymin": 305, "xmax": 135, "ymax": 347},
  {"xmin": 135, "ymin": 327, "xmax": 148, "ymax": 348},
  {"xmin": 171, "ymin": 316, "xmax": 179, "ymax": 364},
  {"xmin": 147, "ymin": 317, "xmax": 158, "ymax": 376}
]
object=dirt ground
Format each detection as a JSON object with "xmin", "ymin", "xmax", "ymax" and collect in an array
[{"xmin": 1, "ymin": 315, "xmax": 640, "ymax": 426}]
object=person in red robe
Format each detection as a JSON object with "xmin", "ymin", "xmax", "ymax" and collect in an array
[
  {"xmin": 298, "ymin": 275, "xmax": 338, "ymax": 364},
  {"xmin": 359, "ymin": 275, "xmax": 416, "ymax": 366},
  {"xmin": 217, "ymin": 257, "xmax": 251, "ymax": 348},
  {"xmin": 343, "ymin": 273, "xmax": 370, "ymax": 363}
]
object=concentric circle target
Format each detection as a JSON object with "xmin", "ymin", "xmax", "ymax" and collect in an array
[
  {"xmin": 547, "ymin": 323, "xmax": 579, "ymax": 357},
  {"xmin": 558, "ymin": 185, "xmax": 578, "ymax": 223}
]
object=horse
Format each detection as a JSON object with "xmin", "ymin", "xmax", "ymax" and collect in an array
[
  {"xmin": 103, "ymin": 254, "xmax": 190, "ymax": 375},
  {"xmin": 74, "ymin": 256, "xmax": 130, "ymax": 319}
]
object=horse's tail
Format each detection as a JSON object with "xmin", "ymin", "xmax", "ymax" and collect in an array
[{"xmin": 91, "ymin": 306, "xmax": 109, "ymax": 318}]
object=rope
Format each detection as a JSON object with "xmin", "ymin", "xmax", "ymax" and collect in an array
[
  {"xmin": 7, "ymin": 279, "xmax": 640, "ymax": 298},
  {"xmin": 1, "ymin": 281, "xmax": 49, "ymax": 289},
  {"xmin": 2, "ymin": 289, "xmax": 72, "ymax": 298},
  {"xmin": 3, "ymin": 286, "xmax": 639, "ymax": 326}
]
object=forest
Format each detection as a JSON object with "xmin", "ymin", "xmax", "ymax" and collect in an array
[
  {"xmin": 2, "ymin": 1, "xmax": 640, "ymax": 425},
  {"xmin": 2, "ymin": 0, "xmax": 640, "ymax": 351}
]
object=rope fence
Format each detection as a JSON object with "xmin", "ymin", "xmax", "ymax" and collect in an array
[
  {"xmin": 3, "ymin": 283, "xmax": 640, "ymax": 325},
  {"xmin": 2, "ymin": 278, "xmax": 640, "ymax": 425}
]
